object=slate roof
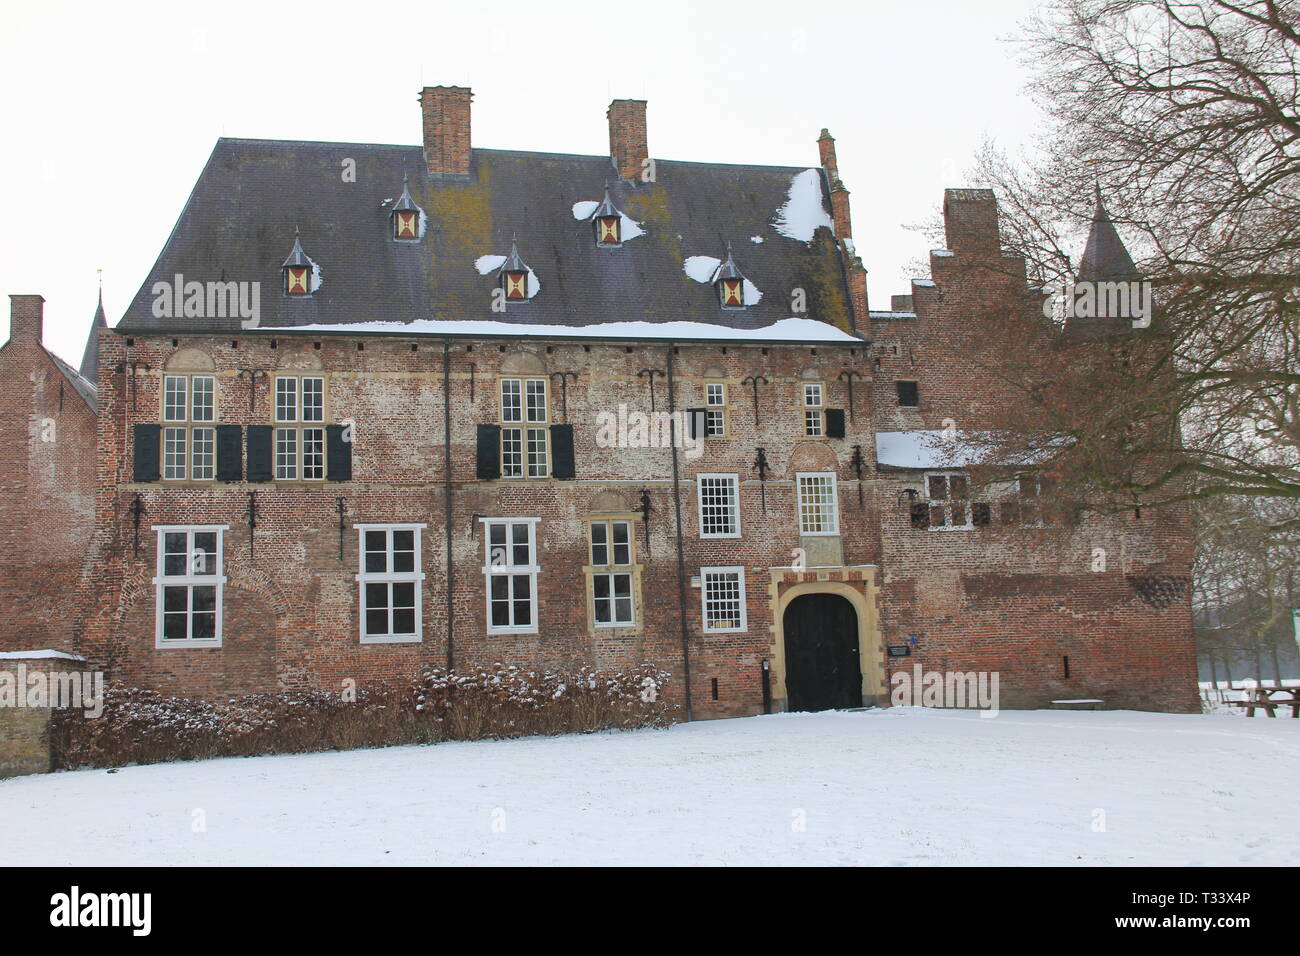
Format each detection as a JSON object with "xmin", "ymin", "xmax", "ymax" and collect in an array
[
  {"xmin": 1078, "ymin": 194, "xmax": 1141, "ymax": 283},
  {"xmin": 118, "ymin": 139, "xmax": 855, "ymax": 336},
  {"xmin": 49, "ymin": 350, "xmax": 97, "ymax": 411},
  {"xmin": 79, "ymin": 289, "xmax": 107, "ymax": 383}
]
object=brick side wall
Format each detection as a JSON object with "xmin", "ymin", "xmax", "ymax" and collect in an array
[
  {"xmin": 0, "ymin": 321, "xmax": 98, "ymax": 653},
  {"xmin": 868, "ymin": 196, "xmax": 1199, "ymax": 713}
]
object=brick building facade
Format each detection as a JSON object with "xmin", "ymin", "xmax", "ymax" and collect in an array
[{"xmin": 0, "ymin": 88, "xmax": 1199, "ymax": 717}]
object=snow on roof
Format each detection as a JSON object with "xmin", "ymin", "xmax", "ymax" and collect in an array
[
  {"xmin": 913, "ymin": 279, "xmax": 936, "ymax": 288},
  {"xmin": 683, "ymin": 255, "xmax": 721, "ymax": 283},
  {"xmin": 772, "ymin": 168, "xmax": 835, "ymax": 242},
  {"xmin": 932, "ymin": 249, "xmax": 954, "ymax": 257},
  {"xmin": 875, "ymin": 430, "xmax": 983, "ymax": 469},
  {"xmin": 869, "ymin": 311, "xmax": 917, "ymax": 320},
  {"xmin": 877, "ymin": 430, "xmax": 1061, "ymax": 468},
  {"xmin": 269, "ymin": 317, "xmax": 863, "ymax": 343},
  {"xmin": 0, "ymin": 649, "xmax": 87, "ymax": 661}
]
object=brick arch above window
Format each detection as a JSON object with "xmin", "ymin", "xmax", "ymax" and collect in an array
[
  {"xmin": 798, "ymin": 366, "xmax": 823, "ymax": 381},
  {"xmin": 276, "ymin": 350, "xmax": 324, "ymax": 372},
  {"xmin": 789, "ymin": 440, "xmax": 838, "ymax": 475},
  {"xmin": 588, "ymin": 490, "xmax": 632, "ymax": 513},
  {"xmin": 500, "ymin": 350, "xmax": 546, "ymax": 375},
  {"xmin": 163, "ymin": 348, "xmax": 216, "ymax": 372}
]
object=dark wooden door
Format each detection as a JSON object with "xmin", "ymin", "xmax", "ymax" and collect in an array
[{"xmin": 783, "ymin": 594, "xmax": 862, "ymax": 712}]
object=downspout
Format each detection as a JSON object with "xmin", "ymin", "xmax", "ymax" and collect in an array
[
  {"xmin": 443, "ymin": 338, "xmax": 455, "ymax": 671},
  {"xmin": 666, "ymin": 343, "xmax": 694, "ymax": 720}
]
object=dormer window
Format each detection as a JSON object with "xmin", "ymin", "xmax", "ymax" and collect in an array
[
  {"xmin": 597, "ymin": 215, "xmax": 621, "ymax": 245},
  {"xmin": 281, "ymin": 230, "xmax": 317, "ymax": 297},
  {"xmin": 720, "ymin": 278, "xmax": 743, "ymax": 307},
  {"xmin": 390, "ymin": 174, "xmax": 424, "ymax": 242},
  {"xmin": 501, "ymin": 241, "xmax": 531, "ymax": 301},
  {"xmin": 715, "ymin": 245, "xmax": 747, "ymax": 309},
  {"xmin": 395, "ymin": 211, "xmax": 419, "ymax": 239},
  {"xmin": 591, "ymin": 188, "xmax": 622, "ymax": 247},
  {"xmin": 286, "ymin": 266, "xmax": 310, "ymax": 296}
]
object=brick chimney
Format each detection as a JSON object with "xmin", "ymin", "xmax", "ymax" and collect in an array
[
  {"xmin": 8, "ymin": 295, "xmax": 44, "ymax": 346},
  {"xmin": 419, "ymin": 86, "xmax": 473, "ymax": 177},
  {"xmin": 943, "ymin": 188, "xmax": 1001, "ymax": 257},
  {"xmin": 608, "ymin": 99, "xmax": 648, "ymax": 181},
  {"xmin": 817, "ymin": 129, "xmax": 838, "ymax": 179}
]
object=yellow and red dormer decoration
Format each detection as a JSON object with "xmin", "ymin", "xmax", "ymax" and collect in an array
[
  {"xmin": 281, "ymin": 229, "xmax": 317, "ymax": 297},
  {"xmin": 592, "ymin": 188, "xmax": 622, "ymax": 247},
  {"xmin": 390, "ymin": 174, "xmax": 424, "ymax": 242},
  {"xmin": 715, "ymin": 245, "xmax": 747, "ymax": 309},
  {"xmin": 501, "ymin": 242, "xmax": 531, "ymax": 301}
]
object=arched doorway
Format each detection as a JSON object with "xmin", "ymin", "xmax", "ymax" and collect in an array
[{"xmin": 782, "ymin": 593, "xmax": 862, "ymax": 712}]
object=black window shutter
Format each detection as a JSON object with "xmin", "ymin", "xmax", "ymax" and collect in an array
[
  {"xmin": 687, "ymin": 408, "xmax": 705, "ymax": 440},
  {"xmin": 550, "ymin": 424, "xmax": 575, "ymax": 479},
  {"xmin": 327, "ymin": 424, "xmax": 352, "ymax": 481},
  {"xmin": 216, "ymin": 425, "xmax": 243, "ymax": 482},
  {"xmin": 825, "ymin": 408, "xmax": 846, "ymax": 438},
  {"xmin": 246, "ymin": 425, "xmax": 273, "ymax": 482},
  {"xmin": 476, "ymin": 424, "xmax": 501, "ymax": 479},
  {"xmin": 133, "ymin": 424, "xmax": 161, "ymax": 482}
]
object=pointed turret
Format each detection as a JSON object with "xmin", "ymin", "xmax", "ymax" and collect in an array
[
  {"xmin": 1078, "ymin": 187, "xmax": 1140, "ymax": 283},
  {"xmin": 79, "ymin": 280, "xmax": 107, "ymax": 384},
  {"xmin": 1067, "ymin": 188, "xmax": 1148, "ymax": 337}
]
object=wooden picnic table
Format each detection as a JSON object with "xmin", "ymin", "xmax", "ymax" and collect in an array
[{"xmin": 1224, "ymin": 685, "xmax": 1300, "ymax": 718}]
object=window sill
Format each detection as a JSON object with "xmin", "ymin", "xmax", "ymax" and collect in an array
[
  {"xmin": 360, "ymin": 634, "xmax": 422, "ymax": 645},
  {"xmin": 155, "ymin": 638, "xmax": 223, "ymax": 650}
]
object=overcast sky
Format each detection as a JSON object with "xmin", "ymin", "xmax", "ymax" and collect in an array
[{"xmin": 0, "ymin": 0, "xmax": 1044, "ymax": 366}]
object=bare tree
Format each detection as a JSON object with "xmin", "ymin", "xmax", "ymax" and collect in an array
[{"xmin": 955, "ymin": 0, "xmax": 1300, "ymax": 535}]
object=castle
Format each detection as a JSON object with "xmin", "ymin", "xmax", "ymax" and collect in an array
[{"xmin": 0, "ymin": 88, "xmax": 1199, "ymax": 717}]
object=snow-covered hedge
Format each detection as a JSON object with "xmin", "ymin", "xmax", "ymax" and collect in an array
[{"xmin": 51, "ymin": 664, "xmax": 677, "ymax": 769}]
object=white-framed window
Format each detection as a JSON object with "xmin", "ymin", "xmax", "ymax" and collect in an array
[
  {"xmin": 704, "ymin": 382, "xmax": 727, "ymax": 437},
  {"xmin": 273, "ymin": 375, "xmax": 326, "ymax": 481},
  {"xmin": 500, "ymin": 378, "xmax": 549, "ymax": 478},
  {"xmin": 590, "ymin": 519, "xmax": 635, "ymax": 627},
  {"xmin": 153, "ymin": 525, "xmax": 227, "ymax": 648},
  {"xmin": 925, "ymin": 471, "xmax": 973, "ymax": 530},
  {"xmin": 482, "ymin": 518, "xmax": 540, "ymax": 633},
  {"xmin": 803, "ymin": 383, "xmax": 824, "ymax": 437},
  {"xmin": 701, "ymin": 566, "xmax": 747, "ymax": 633},
  {"xmin": 356, "ymin": 524, "xmax": 425, "ymax": 643},
  {"xmin": 796, "ymin": 472, "xmax": 839, "ymax": 535},
  {"xmin": 697, "ymin": 474, "xmax": 740, "ymax": 538},
  {"xmin": 161, "ymin": 374, "xmax": 217, "ymax": 481}
]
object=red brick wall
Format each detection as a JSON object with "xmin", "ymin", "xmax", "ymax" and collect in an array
[
  {"xmin": 0, "ymin": 297, "xmax": 98, "ymax": 653},
  {"xmin": 79, "ymin": 331, "xmax": 876, "ymax": 718},
  {"xmin": 867, "ymin": 192, "xmax": 1199, "ymax": 713}
]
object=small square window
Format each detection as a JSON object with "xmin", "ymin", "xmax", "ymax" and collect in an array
[{"xmin": 896, "ymin": 381, "xmax": 919, "ymax": 407}]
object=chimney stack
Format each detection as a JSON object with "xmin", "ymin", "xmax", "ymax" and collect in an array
[
  {"xmin": 817, "ymin": 129, "xmax": 838, "ymax": 179},
  {"xmin": 419, "ymin": 86, "xmax": 473, "ymax": 177},
  {"xmin": 608, "ymin": 99, "xmax": 648, "ymax": 181},
  {"xmin": 943, "ymin": 188, "xmax": 1001, "ymax": 257},
  {"xmin": 8, "ymin": 295, "xmax": 44, "ymax": 346}
]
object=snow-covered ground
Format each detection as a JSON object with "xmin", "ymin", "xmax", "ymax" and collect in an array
[{"xmin": 3, "ymin": 708, "xmax": 1297, "ymax": 866}]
